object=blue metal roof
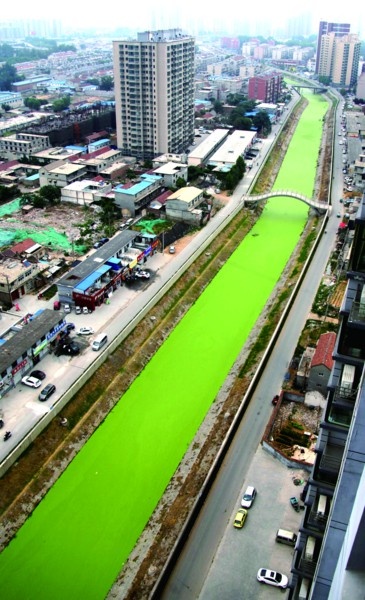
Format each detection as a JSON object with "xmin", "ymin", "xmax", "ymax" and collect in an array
[{"xmin": 74, "ymin": 264, "xmax": 110, "ymax": 293}]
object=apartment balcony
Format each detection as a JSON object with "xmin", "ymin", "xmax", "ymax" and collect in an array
[
  {"xmin": 292, "ymin": 543, "xmax": 318, "ymax": 580},
  {"xmin": 314, "ymin": 440, "xmax": 344, "ymax": 486},
  {"xmin": 348, "ymin": 300, "xmax": 365, "ymax": 326}
]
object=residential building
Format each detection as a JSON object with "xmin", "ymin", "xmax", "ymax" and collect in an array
[
  {"xmin": 0, "ymin": 133, "xmax": 50, "ymax": 160},
  {"xmin": 289, "ymin": 194, "xmax": 365, "ymax": 599},
  {"xmin": 113, "ymin": 29, "xmax": 195, "ymax": 159},
  {"xmin": 0, "ymin": 250, "xmax": 49, "ymax": 307},
  {"xmin": 60, "ymin": 180, "xmax": 112, "ymax": 206},
  {"xmin": 316, "ymin": 26, "xmax": 360, "ymax": 88},
  {"xmin": 0, "ymin": 91, "xmax": 23, "ymax": 109},
  {"xmin": 247, "ymin": 73, "xmax": 283, "ymax": 103},
  {"xmin": 165, "ymin": 186, "xmax": 206, "ymax": 224},
  {"xmin": 307, "ymin": 332, "xmax": 336, "ymax": 394},
  {"xmin": 114, "ymin": 173, "xmax": 162, "ymax": 217},
  {"xmin": 356, "ymin": 63, "xmax": 365, "ymax": 101},
  {"xmin": 331, "ymin": 35, "xmax": 361, "ymax": 87},
  {"xmin": 39, "ymin": 160, "xmax": 87, "ymax": 188},
  {"xmin": 354, "ymin": 155, "xmax": 365, "ymax": 191},
  {"xmin": 152, "ymin": 162, "xmax": 188, "ymax": 188},
  {"xmin": 75, "ymin": 149, "xmax": 125, "ymax": 178},
  {"xmin": 315, "ymin": 21, "xmax": 351, "ymax": 74}
]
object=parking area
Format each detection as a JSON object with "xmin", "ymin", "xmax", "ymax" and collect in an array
[{"xmin": 200, "ymin": 447, "xmax": 308, "ymax": 599}]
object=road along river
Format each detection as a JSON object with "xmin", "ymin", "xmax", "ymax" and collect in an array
[{"xmin": 0, "ymin": 91, "xmax": 328, "ymax": 600}]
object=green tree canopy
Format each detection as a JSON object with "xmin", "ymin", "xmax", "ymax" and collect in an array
[
  {"xmin": 39, "ymin": 185, "xmax": 61, "ymax": 204},
  {"xmin": 100, "ymin": 76, "xmax": 113, "ymax": 91},
  {"xmin": 0, "ymin": 63, "xmax": 18, "ymax": 91},
  {"xmin": 253, "ymin": 111, "xmax": 272, "ymax": 137},
  {"xmin": 52, "ymin": 96, "xmax": 71, "ymax": 112}
]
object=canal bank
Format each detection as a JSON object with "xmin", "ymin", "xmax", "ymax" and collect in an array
[{"xmin": 0, "ymin": 91, "xmax": 330, "ymax": 600}]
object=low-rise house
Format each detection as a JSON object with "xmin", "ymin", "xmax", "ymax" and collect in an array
[
  {"xmin": 0, "ymin": 309, "xmax": 66, "ymax": 397},
  {"xmin": 114, "ymin": 174, "xmax": 162, "ymax": 217},
  {"xmin": 39, "ymin": 160, "xmax": 87, "ymax": 188},
  {"xmin": 0, "ymin": 133, "xmax": 50, "ymax": 160},
  {"xmin": 75, "ymin": 148, "xmax": 125, "ymax": 178},
  {"xmin": 307, "ymin": 332, "xmax": 336, "ymax": 394},
  {"xmin": 152, "ymin": 162, "xmax": 188, "ymax": 188},
  {"xmin": 61, "ymin": 180, "xmax": 112, "ymax": 205},
  {"xmin": 56, "ymin": 230, "xmax": 160, "ymax": 310},
  {"xmin": 165, "ymin": 186, "xmax": 206, "ymax": 224}
]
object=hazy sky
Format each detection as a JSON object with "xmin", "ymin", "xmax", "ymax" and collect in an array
[{"xmin": 1, "ymin": 1, "xmax": 364, "ymax": 38}]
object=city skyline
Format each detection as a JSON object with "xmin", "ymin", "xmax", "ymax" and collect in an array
[{"xmin": 0, "ymin": 2, "xmax": 364, "ymax": 39}]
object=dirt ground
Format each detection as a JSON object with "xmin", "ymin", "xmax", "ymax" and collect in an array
[{"xmin": 0, "ymin": 96, "xmax": 335, "ymax": 599}]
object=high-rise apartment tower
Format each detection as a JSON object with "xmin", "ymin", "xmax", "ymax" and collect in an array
[
  {"xmin": 315, "ymin": 21, "xmax": 351, "ymax": 74},
  {"xmin": 113, "ymin": 29, "xmax": 195, "ymax": 159}
]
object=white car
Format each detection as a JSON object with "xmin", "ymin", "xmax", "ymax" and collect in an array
[
  {"xmin": 76, "ymin": 327, "xmax": 95, "ymax": 336},
  {"xmin": 169, "ymin": 245, "xmax": 176, "ymax": 254},
  {"xmin": 241, "ymin": 485, "xmax": 257, "ymax": 508},
  {"xmin": 21, "ymin": 376, "xmax": 42, "ymax": 388},
  {"xmin": 64, "ymin": 304, "xmax": 71, "ymax": 313},
  {"xmin": 257, "ymin": 568, "xmax": 288, "ymax": 588},
  {"xmin": 135, "ymin": 270, "xmax": 150, "ymax": 279}
]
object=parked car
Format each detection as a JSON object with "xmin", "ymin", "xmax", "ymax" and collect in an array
[
  {"xmin": 241, "ymin": 486, "xmax": 257, "ymax": 508},
  {"xmin": 30, "ymin": 370, "xmax": 46, "ymax": 381},
  {"xmin": 233, "ymin": 508, "xmax": 248, "ymax": 528},
  {"xmin": 125, "ymin": 218, "xmax": 134, "ymax": 226},
  {"xmin": 257, "ymin": 568, "xmax": 288, "ymax": 589},
  {"xmin": 39, "ymin": 383, "xmax": 56, "ymax": 402},
  {"xmin": 65, "ymin": 323, "xmax": 76, "ymax": 333},
  {"xmin": 53, "ymin": 300, "xmax": 61, "ymax": 310},
  {"xmin": 76, "ymin": 327, "xmax": 94, "ymax": 336},
  {"xmin": 169, "ymin": 245, "xmax": 176, "ymax": 254},
  {"xmin": 75, "ymin": 306, "xmax": 82, "ymax": 315},
  {"xmin": 21, "ymin": 375, "xmax": 42, "ymax": 388},
  {"xmin": 135, "ymin": 270, "xmax": 150, "ymax": 279},
  {"xmin": 56, "ymin": 342, "xmax": 80, "ymax": 356},
  {"xmin": 64, "ymin": 303, "xmax": 71, "ymax": 313},
  {"xmin": 83, "ymin": 306, "xmax": 90, "ymax": 314}
]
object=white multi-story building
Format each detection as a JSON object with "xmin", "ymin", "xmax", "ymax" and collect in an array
[
  {"xmin": 113, "ymin": 29, "xmax": 195, "ymax": 160},
  {"xmin": 0, "ymin": 133, "xmax": 50, "ymax": 160}
]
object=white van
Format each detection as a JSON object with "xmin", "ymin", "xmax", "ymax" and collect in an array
[
  {"xmin": 276, "ymin": 529, "xmax": 297, "ymax": 547},
  {"xmin": 92, "ymin": 333, "xmax": 108, "ymax": 351}
]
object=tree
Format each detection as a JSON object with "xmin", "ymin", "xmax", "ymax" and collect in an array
[
  {"xmin": 24, "ymin": 97, "xmax": 42, "ymax": 110},
  {"xmin": 52, "ymin": 96, "xmax": 71, "ymax": 112},
  {"xmin": 86, "ymin": 78, "xmax": 100, "ymax": 87},
  {"xmin": 100, "ymin": 76, "xmax": 113, "ymax": 91},
  {"xmin": 213, "ymin": 100, "xmax": 224, "ymax": 114},
  {"xmin": 0, "ymin": 63, "xmax": 18, "ymax": 91},
  {"xmin": 1, "ymin": 103, "xmax": 11, "ymax": 112},
  {"xmin": 175, "ymin": 177, "xmax": 187, "ymax": 189},
  {"xmin": 253, "ymin": 111, "xmax": 272, "ymax": 137},
  {"xmin": 39, "ymin": 185, "xmax": 61, "ymax": 204},
  {"xmin": 232, "ymin": 116, "xmax": 253, "ymax": 130}
]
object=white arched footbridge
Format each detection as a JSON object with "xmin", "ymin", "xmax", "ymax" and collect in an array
[{"xmin": 241, "ymin": 189, "xmax": 331, "ymax": 214}]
